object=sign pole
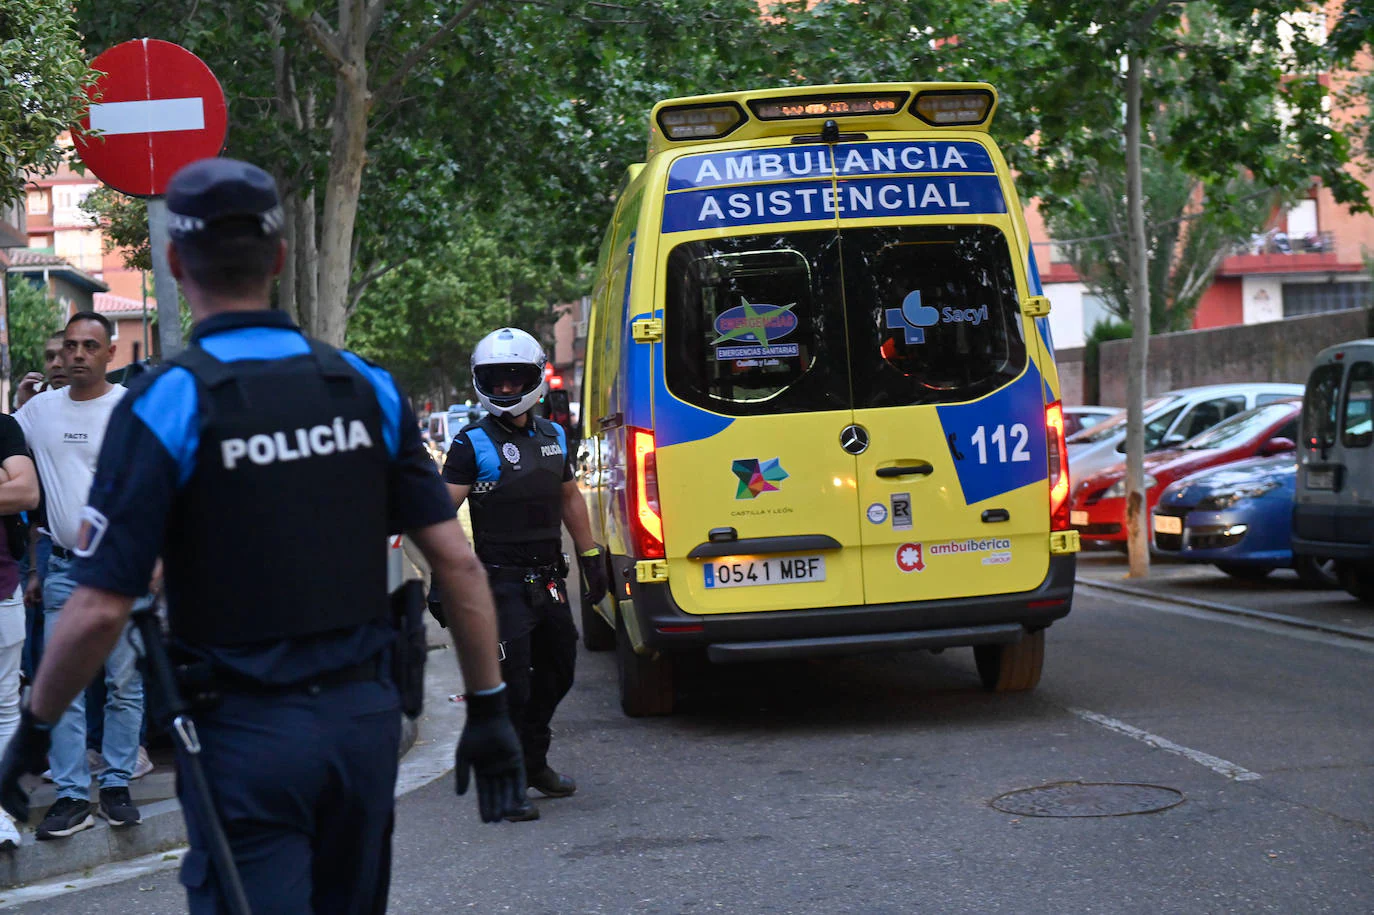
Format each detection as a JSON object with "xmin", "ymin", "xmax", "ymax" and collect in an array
[{"xmin": 147, "ymin": 198, "xmax": 181, "ymax": 359}]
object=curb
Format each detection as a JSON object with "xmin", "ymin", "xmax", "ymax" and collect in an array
[
  {"xmin": 1078, "ymin": 577, "xmax": 1374, "ymax": 643},
  {"xmin": 0, "ymin": 707, "xmax": 423, "ymax": 891}
]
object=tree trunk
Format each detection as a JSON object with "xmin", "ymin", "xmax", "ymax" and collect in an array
[
  {"xmin": 1124, "ymin": 53, "xmax": 1151, "ymax": 579},
  {"xmin": 314, "ymin": 3, "xmax": 371, "ymax": 347},
  {"xmin": 296, "ymin": 187, "xmax": 320, "ymax": 334},
  {"xmin": 277, "ymin": 188, "xmax": 299, "ymax": 323}
]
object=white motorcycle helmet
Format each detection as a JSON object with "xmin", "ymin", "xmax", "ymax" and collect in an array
[{"xmin": 471, "ymin": 327, "xmax": 548, "ymax": 418}]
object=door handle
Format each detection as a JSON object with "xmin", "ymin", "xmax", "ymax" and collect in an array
[
  {"xmin": 875, "ymin": 464, "xmax": 933, "ymax": 478},
  {"xmin": 981, "ymin": 509, "xmax": 1010, "ymax": 523}
]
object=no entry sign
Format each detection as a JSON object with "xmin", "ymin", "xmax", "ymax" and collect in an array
[{"xmin": 73, "ymin": 39, "xmax": 228, "ymax": 198}]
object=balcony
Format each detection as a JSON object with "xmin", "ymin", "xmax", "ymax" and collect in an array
[{"xmin": 1216, "ymin": 231, "xmax": 1361, "ymax": 277}]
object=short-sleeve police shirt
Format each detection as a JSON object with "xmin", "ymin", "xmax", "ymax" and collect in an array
[
  {"xmin": 443, "ymin": 414, "xmax": 574, "ymax": 566},
  {"xmin": 72, "ymin": 310, "xmax": 453, "ymax": 684}
]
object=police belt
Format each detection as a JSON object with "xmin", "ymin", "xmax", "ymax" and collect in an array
[
  {"xmin": 482, "ymin": 561, "xmax": 562, "ymax": 581},
  {"xmin": 176, "ymin": 656, "xmax": 383, "ymax": 699}
]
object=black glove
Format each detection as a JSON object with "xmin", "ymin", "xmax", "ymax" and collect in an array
[
  {"xmin": 578, "ymin": 547, "xmax": 609, "ymax": 605},
  {"xmin": 454, "ymin": 687, "xmax": 525, "ymax": 823},
  {"xmin": 1, "ymin": 701, "xmax": 54, "ymax": 822}
]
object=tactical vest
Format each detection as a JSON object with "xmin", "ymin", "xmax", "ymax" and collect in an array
[
  {"xmin": 162, "ymin": 340, "xmax": 390, "ymax": 645},
  {"xmin": 466, "ymin": 415, "xmax": 566, "ymax": 559}
]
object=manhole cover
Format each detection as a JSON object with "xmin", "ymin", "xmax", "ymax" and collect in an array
[{"xmin": 991, "ymin": 781, "xmax": 1184, "ymax": 818}]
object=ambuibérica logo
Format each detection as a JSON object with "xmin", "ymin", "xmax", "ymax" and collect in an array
[{"xmin": 895, "ymin": 537, "xmax": 1013, "ymax": 573}]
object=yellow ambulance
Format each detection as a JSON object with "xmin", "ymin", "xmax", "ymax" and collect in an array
[{"xmin": 578, "ymin": 83, "xmax": 1080, "ymax": 715}]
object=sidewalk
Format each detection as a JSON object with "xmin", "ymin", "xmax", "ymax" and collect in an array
[{"xmin": 1076, "ymin": 551, "xmax": 1374, "ymax": 641}]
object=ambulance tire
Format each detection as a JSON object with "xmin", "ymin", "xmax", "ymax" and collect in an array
[
  {"xmin": 616, "ymin": 610, "xmax": 674, "ymax": 717},
  {"xmin": 580, "ymin": 595, "xmax": 616, "ymax": 652},
  {"xmin": 973, "ymin": 628, "xmax": 1044, "ymax": 692}
]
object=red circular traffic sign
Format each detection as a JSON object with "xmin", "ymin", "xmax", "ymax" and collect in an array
[{"xmin": 73, "ymin": 39, "xmax": 228, "ymax": 198}]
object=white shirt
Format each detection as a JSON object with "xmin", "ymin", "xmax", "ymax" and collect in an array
[{"xmin": 16, "ymin": 385, "xmax": 126, "ymax": 550}]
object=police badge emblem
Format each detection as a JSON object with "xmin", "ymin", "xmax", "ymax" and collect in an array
[{"xmin": 501, "ymin": 442, "xmax": 521, "ymax": 464}]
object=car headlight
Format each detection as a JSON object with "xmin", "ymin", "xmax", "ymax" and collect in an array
[
  {"xmin": 1103, "ymin": 474, "xmax": 1156, "ymax": 499},
  {"xmin": 1196, "ymin": 480, "xmax": 1280, "ymax": 511}
]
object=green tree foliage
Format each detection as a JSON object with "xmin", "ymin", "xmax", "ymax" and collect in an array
[
  {"xmin": 5, "ymin": 277, "xmax": 64, "ymax": 383},
  {"xmin": 347, "ymin": 213, "xmax": 579, "ymax": 403},
  {"xmin": 0, "ymin": 4, "xmax": 92, "ymax": 204},
  {"xmin": 80, "ymin": 186, "xmax": 150, "ymax": 271}
]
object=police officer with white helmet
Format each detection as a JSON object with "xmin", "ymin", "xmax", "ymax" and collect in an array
[{"xmin": 441, "ymin": 328, "xmax": 608, "ymax": 821}]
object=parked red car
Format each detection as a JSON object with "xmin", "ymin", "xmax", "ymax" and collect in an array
[{"xmin": 1070, "ymin": 400, "xmax": 1301, "ymax": 544}]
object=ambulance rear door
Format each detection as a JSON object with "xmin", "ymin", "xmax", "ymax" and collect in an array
[
  {"xmin": 653, "ymin": 143, "xmax": 866, "ymax": 615},
  {"xmin": 833, "ymin": 138, "xmax": 1052, "ymax": 602}
]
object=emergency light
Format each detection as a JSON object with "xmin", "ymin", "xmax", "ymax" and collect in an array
[
  {"xmin": 657, "ymin": 102, "xmax": 746, "ymax": 141},
  {"xmin": 749, "ymin": 91, "xmax": 909, "ymax": 121},
  {"xmin": 911, "ymin": 89, "xmax": 994, "ymax": 126}
]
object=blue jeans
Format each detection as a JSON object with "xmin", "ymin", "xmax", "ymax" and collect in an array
[{"xmin": 43, "ymin": 553, "xmax": 146, "ymax": 800}]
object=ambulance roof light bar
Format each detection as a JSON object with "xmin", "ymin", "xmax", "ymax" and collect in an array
[{"xmin": 647, "ymin": 82, "xmax": 999, "ymax": 158}]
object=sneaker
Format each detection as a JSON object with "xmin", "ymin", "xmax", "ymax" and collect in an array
[
  {"xmin": 131, "ymin": 746, "xmax": 154, "ymax": 780},
  {"xmin": 36, "ymin": 797, "xmax": 94, "ymax": 840},
  {"xmin": 96, "ymin": 787, "xmax": 141, "ymax": 827},
  {"xmin": 0, "ymin": 812, "xmax": 19, "ymax": 849}
]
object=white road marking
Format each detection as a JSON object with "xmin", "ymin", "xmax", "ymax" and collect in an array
[
  {"xmin": 1068, "ymin": 706, "xmax": 1263, "ymax": 782},
  {"xmin": 0, "ymin": 848, "xmax": 186, "ymax": 909},
  {"xmin": 90, "ymin": 98, "xmax": 205, "ymax": 135}
]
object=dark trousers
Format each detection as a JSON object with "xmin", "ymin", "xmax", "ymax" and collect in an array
[
  {"xmin": 489, "ymin": 573, "xmax": 578, "ymax": 775},
  {"xmin": 176, "ymin": 679, "xmax": 401, "ymax": 915}
]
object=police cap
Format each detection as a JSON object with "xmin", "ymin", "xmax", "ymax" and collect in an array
[{"xmin": 166, "ymin": 158, "xmax": 284, "ymax": 239}]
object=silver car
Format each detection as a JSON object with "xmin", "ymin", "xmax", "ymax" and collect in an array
[{"xmin": 1066, "ymin": 382, "xmax": 1306, "ymax": 483}]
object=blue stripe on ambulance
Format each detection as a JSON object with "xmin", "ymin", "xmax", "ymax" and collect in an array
[
  {"xmin": 649, "ymin": 305, "xmax": 734, "ymax": 447},
  {"xmin": 662, "ymin": 174, "xmax": 1007, "ymax": 234},
  {"xmin": 666, "ymin": 141, "xmax": 995, "ymax": 191},
  {"xmin": 1026, "ymin": 245, "xmax": 1058, "ymax": 366},
  {"xmin": 935, "ymin": 360, "xmax": 1049, "ymax": 505}
]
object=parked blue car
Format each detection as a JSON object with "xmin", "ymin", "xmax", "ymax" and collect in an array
[{"xmin": 1152, "ymin": 455, "xmax": 1339, "ymax": 587}]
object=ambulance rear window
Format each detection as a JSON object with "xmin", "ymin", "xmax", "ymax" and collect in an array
[
  {"xmin": 845, "ymin": 225, "xmax": 1025, "ymax": 406},
  {"xmin": 664, "ymin": 232, "xmax": 849, "ymax": 416}
]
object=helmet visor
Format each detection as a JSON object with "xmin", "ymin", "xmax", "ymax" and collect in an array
[{"xmin": 474, "ymin": 363, "xmax": 543, "ymax": 403}]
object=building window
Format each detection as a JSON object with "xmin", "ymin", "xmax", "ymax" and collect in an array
[
  {"xmin": 26, "ymin": 190, "xmax": 47, "ymax": 216},
  {"xmin": 1282, "ymin": 281, "xmax": 1372, "ymax": 317}
]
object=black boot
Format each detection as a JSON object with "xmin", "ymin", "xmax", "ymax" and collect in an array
[
  {"xmin": 528, "ymin": 766, "xmax": 576, "ymax": 798},
  {"xmin": 504, "ymin": 797, "xmax": 540, "ymax": 822}
]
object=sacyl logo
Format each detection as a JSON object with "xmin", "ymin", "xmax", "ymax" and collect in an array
[{"xmin": 221, "ymin": 417, "xmax": 373, "ymax": 469}]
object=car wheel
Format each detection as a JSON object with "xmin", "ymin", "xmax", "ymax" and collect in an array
[
  {"xmin": 1215, "ymin": 563, "xmax": 1273, "ymax": 581},
  {"xmin": 973, "ymin": 628, "xmax": 1044, "ymax": 692},
  {"xmin": 1293, "ymin": 556, "xmax": 1341, "ymax": 590},
  {"xmin": 1337, "ymin": 562, "xmax": 1374, "ymax": 604},
  {"xmin": 616, "ymin": 609, "xmax": 674, "ymax": 717}
]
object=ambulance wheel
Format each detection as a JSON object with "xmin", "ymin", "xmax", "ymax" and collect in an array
[
  {"xmin": 616, "ymin": 611, "xmax": 674, "ymax": 717},
  {"xmin": 580, "ymin": 596, "xmax": 616, "ymax": 652},
  {"xmin": 974, "ymin": 628, "xmax": 1044, "ymax": 692}
]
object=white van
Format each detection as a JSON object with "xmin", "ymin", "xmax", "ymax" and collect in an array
[
  {"xmin": 1293, "ymin": 339, "xmax": 1374, "ymax": 602},
  {"xmin": 1067, "ymin": 382, "xmax": 1304, "ymax": 483}
]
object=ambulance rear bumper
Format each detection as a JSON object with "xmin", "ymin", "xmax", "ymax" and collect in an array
[{"xmin": 619, "ymin": 554, "xmax": 1076, "ymax": 661}]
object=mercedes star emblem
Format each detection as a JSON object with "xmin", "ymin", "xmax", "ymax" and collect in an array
[{"xmin": 839, "ymin": 424, "xmax": 869, "ymax": 455}]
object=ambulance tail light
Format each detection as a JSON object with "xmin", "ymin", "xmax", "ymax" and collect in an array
[
  {"xmin": 1046, "ymin": 401, "xmax": 1071, "ymax": 531},
  {"xmin": 628, "ymin": 427, "xmax": 664, "ymax": 559}
]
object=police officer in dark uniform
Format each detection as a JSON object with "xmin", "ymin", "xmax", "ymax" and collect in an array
[
  {"xmin": 443, "ymin": 328, "xmax": 608, "ymax": 822},
  {"xmin": 0, "ymin": 158, "xmax": 525, "ymax": 913}
]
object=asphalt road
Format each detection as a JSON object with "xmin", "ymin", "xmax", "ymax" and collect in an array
[{"xmin": 9, "ymin": 582, "xmax": 1372, "ymax": 914}]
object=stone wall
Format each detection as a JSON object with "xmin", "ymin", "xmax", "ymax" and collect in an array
[
  {"xmin": 1054, "ymin": 346, "xmax": 1086, "ymax": 405},
  {"xmin": 1095, "ymin": 309, "xmax": 1374, "ymax": 407}
]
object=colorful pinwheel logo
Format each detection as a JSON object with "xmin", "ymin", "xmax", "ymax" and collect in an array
[{"xmin": 732, "ymin": 457, "xmax": 789, "ymax": 499}]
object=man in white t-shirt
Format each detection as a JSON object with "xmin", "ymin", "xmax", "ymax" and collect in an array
[{"xmin": 16, "ymin": 312, "xmax": 145, "ymax": 839}]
